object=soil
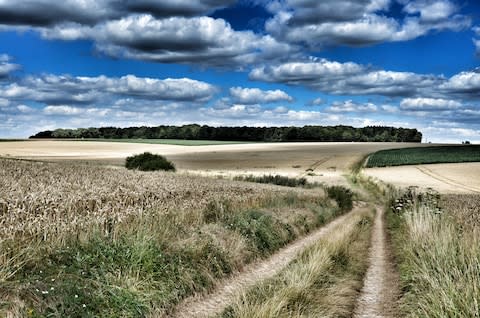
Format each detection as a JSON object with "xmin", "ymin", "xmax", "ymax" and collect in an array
[{"xmin": 353, "ymin": 206, "xmax": 400, "ymax": 318}]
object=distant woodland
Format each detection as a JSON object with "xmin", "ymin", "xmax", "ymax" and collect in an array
[{"xmin": 30, "ymin": 124, "xmax": 423, "ymax": 142}]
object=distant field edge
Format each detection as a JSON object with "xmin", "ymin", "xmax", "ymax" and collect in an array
[
  {"xmin": 57, "ymin": 138, "xmax": 252, "ymax": 146},
  {"xmin": 366, "ymin": 145, "xmax": 480, "ymax": 167},
  {"xmin": 0, "ymin": 139, "xmax": 28, "ymax": 142}
]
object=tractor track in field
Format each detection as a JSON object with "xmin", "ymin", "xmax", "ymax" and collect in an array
[
  {"xmin": 416, "ymin": 166, "xmax": 480, "ymax": 194},
  {"xmin": 300, "ymin": 156, "xmax": 333, "ymax": 177},
  {"xmin": 170, "ymin": 205, "xmax": 366, "ymax": 318}
]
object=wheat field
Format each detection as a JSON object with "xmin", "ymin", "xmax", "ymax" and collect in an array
[{"xmin": 0, "ymin": 158, "xmax": 343, "ymax": 317}]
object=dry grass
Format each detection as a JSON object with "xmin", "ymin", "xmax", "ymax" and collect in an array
[
  {"xmin": 440, "ymin": 194, "xmax": 480, "ymax": 228},
  {"xmin": 221, "ymin": 208, "xmax": 374, "ymax": 318},
  {"xmin": 0, "ymin": 158, "xmax": 348, "ymax": 317},
  {"xmin": 388, "ymin": 190, "xmax": 480, "ymax": 317}
]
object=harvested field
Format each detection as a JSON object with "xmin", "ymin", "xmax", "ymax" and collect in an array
[
  {"xmin": 0, "ymin": 140, "xmax": 434, "ymax": 186},
  {"xmin": 365, "ymin": 162, "xmax": 480, "ymax": 193}
]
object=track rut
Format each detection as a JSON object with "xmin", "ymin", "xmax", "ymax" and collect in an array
[
  {"xmin": 170, "ymin": 205, "xmax": 365, "ymax": 318},
  {"xmin": 353, "ymin": 206, "xmax": 400, "ymax": 318}
]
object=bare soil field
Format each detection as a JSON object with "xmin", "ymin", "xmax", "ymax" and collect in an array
[
  {"xmin": 0, "ymin": 140, "xmax": 433, "ymax": 186},
  {"xmin": 365, "ymin": 162, "xmax": 480, "ymax": 194}
]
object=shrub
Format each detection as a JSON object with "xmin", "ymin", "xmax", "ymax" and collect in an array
[
  {"xmin": 233, "ymin": 175, "xmax": 308, "ymax": 188},
  {"xmin": 326, "ymin": 186, "xmax": 353, "ymax": 212},
  {"xmin": 125, "ymin": 152, "xmax": 175, "ymax": 172}
]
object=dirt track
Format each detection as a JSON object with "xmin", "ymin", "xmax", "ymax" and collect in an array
[
  {"xmin": 354, "ymin": 206, "xmax": 400, "ymax": 318},
  {"xmin": 170, "ymin": 205, "xmax": 367, "ymax": 318}
]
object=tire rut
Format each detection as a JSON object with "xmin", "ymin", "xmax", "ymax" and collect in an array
[
  {"xmin": 416, "ymin": 166, "xmax": 480, "ymax": 194},
  {"xmin": 353, "ymin": 206, "xmax": 400, "ymax": 318},
  {"xmin": 170, "ymin": 205, "xmax": 365, "ymax": 318}
]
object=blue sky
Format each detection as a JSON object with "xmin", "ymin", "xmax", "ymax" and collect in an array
[{"xmin": 0, "ymin": 0, "xmax": 479, "ymax": 142}]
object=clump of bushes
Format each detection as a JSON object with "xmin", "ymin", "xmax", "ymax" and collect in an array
[
  {"xmin": 326, "ymin": 186, "xmax": 353, "ymax": 212},
  {"xmin": 233, "ymin": 174, "xmax": 308, "ymax": 188},
  {"xmin": 125, "ymin": 152, "xmax": 175, "ymax": 172}
]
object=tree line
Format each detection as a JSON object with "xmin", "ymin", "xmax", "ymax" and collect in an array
[{"xmin": 30, "ymin": 124, "xmax": 423, "ymax": 142}]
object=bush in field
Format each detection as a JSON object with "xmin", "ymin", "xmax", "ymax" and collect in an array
[
  {"xmin": 234, "ymin": 175, "xmax": 308, "ymax": 187},
  {"xmin": 326, "ymin": 186, "xmax": 353, "ymax": 212},
  {"xmin": 125, "ymin": 152, "xmax": 175, "ymax": 172}
]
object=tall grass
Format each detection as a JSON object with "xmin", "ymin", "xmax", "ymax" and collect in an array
[
  {"xmin": 0, "ymin": 158, "xmax": 350, "ymax": 317},
  {"xmin": 387, "ymin": 189, "xmax": 480, "ymax": 317},
  {"xmin": 222, "ymin": 208, "xmax": 374, "ymax": 318}
]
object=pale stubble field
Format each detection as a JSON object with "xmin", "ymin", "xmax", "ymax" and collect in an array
[
  {"xmin": 1, "ymin": 140, "xmax": 478, "ymax": 192},
  {"xmin": 2, "ymin": 140, "xmax": 467, "ymax": 190}
]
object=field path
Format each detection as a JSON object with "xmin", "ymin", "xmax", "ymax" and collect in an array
[
  {"xmin": 170, "ymin": 205, "xmax": 366, "ymax": 318},
  {"xmin": 416, "ymin": 166, "xmax": 480, "ymax": 194},
  {"xmin": 354, "ymin": 206, "xmax": 400, "ymax": 318}
]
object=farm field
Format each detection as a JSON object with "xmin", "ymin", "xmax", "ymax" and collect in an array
[
  {"xmin": 364, "ymin": 145, "xmax": 480, "ymax": 193},
  {"xmin": 2, "ymin": 1, "xmax": 478, "ymax": 316},
  {"xmin": 1, "ymin": 157, "xmax": 354, "ymax": 317},
  {"xmin": 1, "ymin": 140, "xmax": 479, "ymax": 317},
  {"xmin": 0, "ymin": 140, "xmax": 435, "ymax": 187},
  {"xmin": 366, "ymin": 145, "xmax": 480, "ymax": 167},
  {"xmin": 365, "ymin": 162, "xmax": 480, "ymax": 193}
]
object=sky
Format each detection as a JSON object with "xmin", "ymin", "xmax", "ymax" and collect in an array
[{"xmin": 0, "ymin": 0, "xmax": 479, "ymax": 142}]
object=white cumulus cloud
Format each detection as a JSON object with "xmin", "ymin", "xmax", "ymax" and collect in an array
[
  {"xmin": 400, "ymin": 98, "xmax": 461, "ymax": 111},
  {"xmin": 229, "ymin": 87, "xmax": 293, "ymax": 104}
]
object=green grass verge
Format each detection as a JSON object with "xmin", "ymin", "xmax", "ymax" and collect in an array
[
  {"xmin": 366, "ymin": 145, "xmax": 480, "ymax": 167},
  {"xmin": 221, "ymin": 208, "xmax": 374, "ymax": 318},
  {"xmin": 387, "ymin": 188, "xmax": 480, "ymax": 317},
  {"xmin": 77, "ymin": 138, "xmax": 251, "ymax": 146}
]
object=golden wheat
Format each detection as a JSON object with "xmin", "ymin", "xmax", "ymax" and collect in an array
[
  {"xmin": 0, "ymin": 158, "xmax": 324, "ymax": 283},
  {"xmin": 0, "ymin": 159, "xmax": 314, "ymax": 240}
]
